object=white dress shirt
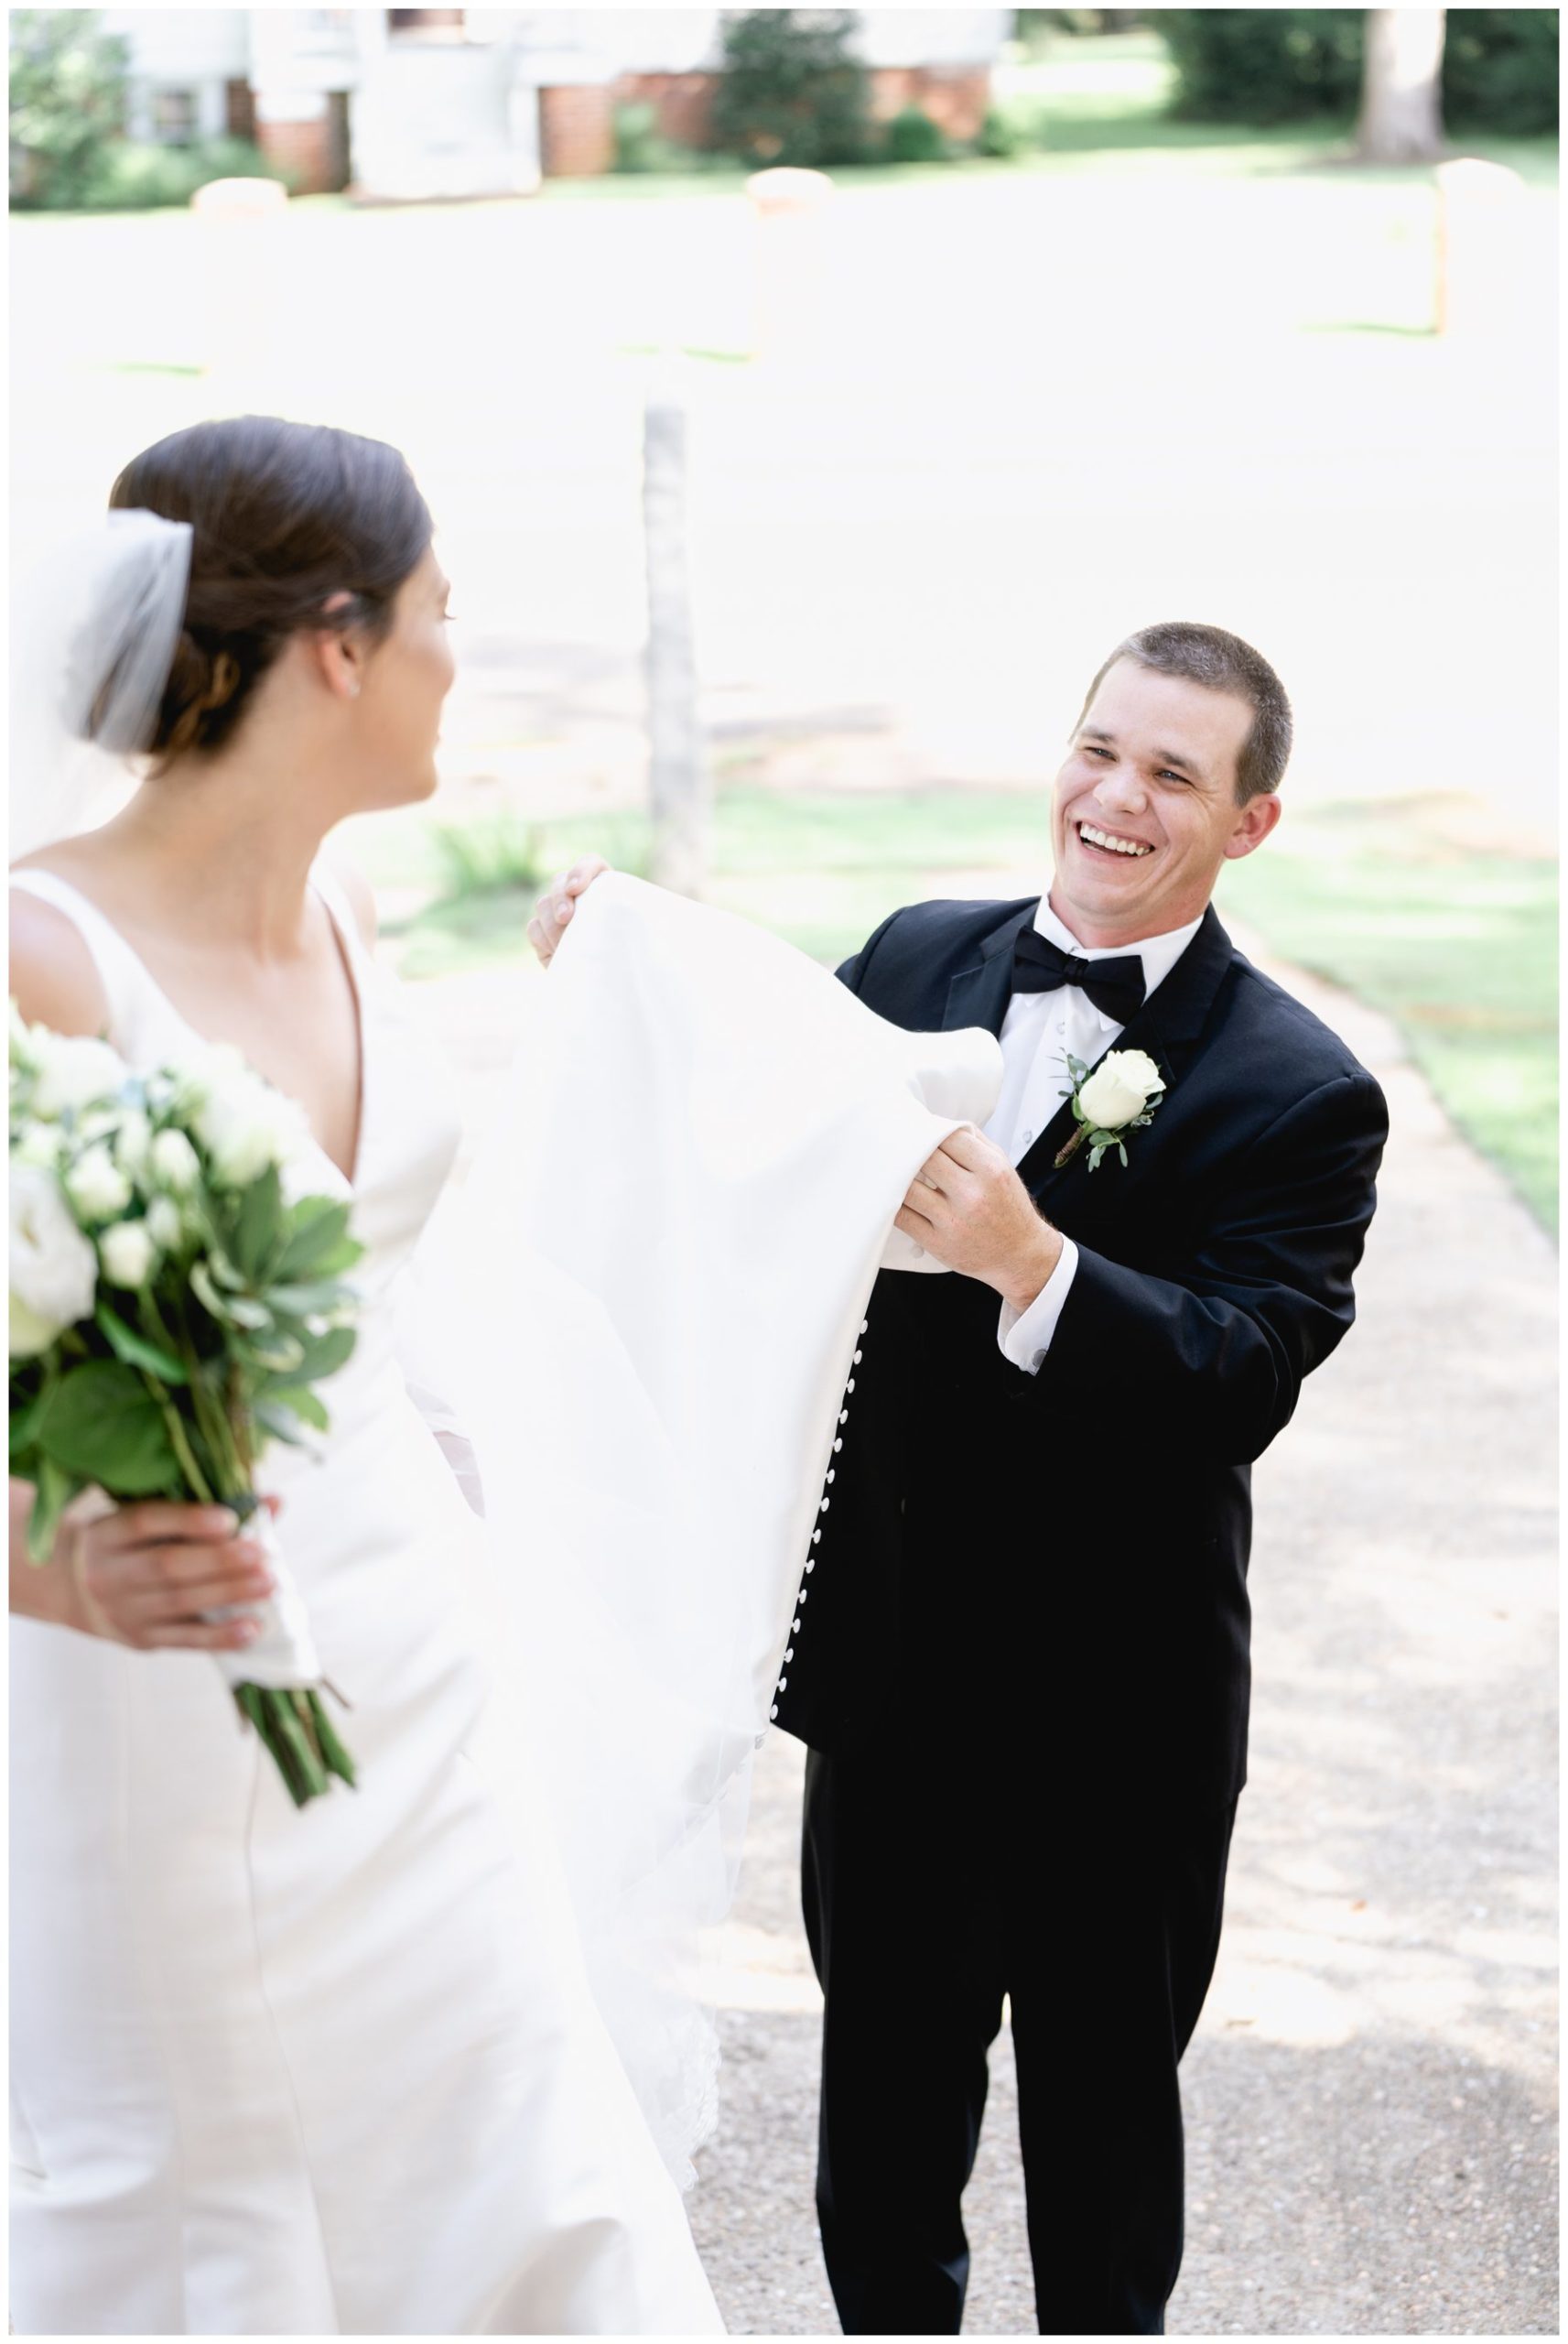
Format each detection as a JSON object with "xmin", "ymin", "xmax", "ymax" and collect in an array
[{"xmin": 989, "ymin": 899, "xmax": 1204, "ymax": 1373}]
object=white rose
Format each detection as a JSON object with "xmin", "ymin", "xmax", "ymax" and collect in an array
[
  {"xmin": 100, "ymin": 1219, "xmax": 157, "ymax": 1289},
  {"xmin": 65, "ymin": 1143, "xmax": 134, "ymax": 1222},
  {"xmin": 194, "ymin": 1070, "xmax": 306, "ymax": 1188},
  {"xmin": 9, "ymin": 1163, "xmax": 99, "ymax": 1357},
  {"xmin": 146, "ymin": 1196, "xmax": 184, "ymax": 1251},
  {"xmin": 150, "ymin": 1128, "xmax": 201, "ymax": 1192},
  {"xmin": 29, "ymin": 1032, "xmax": 129, "ymax": 1120},
  {"xmin": 113, "ymin": 1107, "xmax": 153, "ymax": 1177},
  {"xmin": 1076, "ymin": 1048, "xmax": 1166, "ymax": 1133},
  {"xmin": 12, "ymin": 1122, "xmax": 66, "ymax": 1171},
  {"xmin": 171, "ymin": 1041, "xmax": 248, "ymax": 1115}
]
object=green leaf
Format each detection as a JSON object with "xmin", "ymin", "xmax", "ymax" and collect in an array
[
  {"xmin": 231, "ymin": 1163, "xmax": 284, "ymax": 1282},
  {"xmin": 27, "ymin": 1455, "xmax": 79, "ymax": 1562},
  {"xmin": 190, "ymin": 1259, "xmax": 271, "ymax": 1330},
  {"xmin": 95, "ymin": 1304, "xmax": 188, "ymax": 1385},
  {"xmin": 265, "ymin": 1279, "xmax": 356, "ymax": 1318},
  {"xmin": 275, "ymin": 1199, "xmax": 356, "ymax": 1282},
  {"xmin": 310, "ymin": 1237, "xmax": 363, "ymax": 1277},
  {"xmin": 246, "ymin": 1332, "xmax": 306, "ymax": 1375},
  {"xmin": 34, "ymin": 1361, "xmax": 179, "ymax": 1497},
  {"xmin": 9, "ymin": 1391, "xmax": 44, "ymax": 1465},
  {"xmin": 291, "ymin": 1325, "xmax": 356, "ymax": 1382},
  {"xmin": 254, "ymin": 1401, "xmax": 308, "ymax": 1449},
  {"xmin": 263, "ymin": 1384, "xmax": 330, "ymax": 1433}
]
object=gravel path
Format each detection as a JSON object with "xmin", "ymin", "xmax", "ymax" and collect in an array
[{"xmin": 427, "ymin": 931, "xmax": 1556, "ymax": 2337}]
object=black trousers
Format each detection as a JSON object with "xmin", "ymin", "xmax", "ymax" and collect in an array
[{"xmin": 802, "ymin": 1735, "xmax": 1237, "ymax": 2337}]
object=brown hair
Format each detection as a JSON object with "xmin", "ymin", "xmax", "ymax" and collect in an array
[
  {"xmin": 106, "ymin": 415, "xmax": 433, "ymax": 762},
  {"xmin": 1076, "ymin": 622, "xmax": 1292, "ymax": 804}
]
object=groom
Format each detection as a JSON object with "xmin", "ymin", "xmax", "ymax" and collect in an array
[{"xmin": 530, "ymin": 622, "xmax": 1387, "ymax": 2336}]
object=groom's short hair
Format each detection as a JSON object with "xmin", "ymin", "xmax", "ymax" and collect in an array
[{"xmin": 1077, "ymin": 623, "xmax": 1292, "ymax": 804}]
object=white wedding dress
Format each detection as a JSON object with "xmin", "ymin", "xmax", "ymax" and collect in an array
[{"xmin": 7, "ymin": 867, "xmax": 726, "ymax": 2337}]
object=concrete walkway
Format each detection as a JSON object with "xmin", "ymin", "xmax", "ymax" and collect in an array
[{"xmin": 423, "ymin": 923, "xmax": 1556, "ymax": 2338}]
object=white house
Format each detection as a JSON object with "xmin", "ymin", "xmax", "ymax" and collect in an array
[{"xmin": 97, "ymin": 8, "xmax": 1013, "ymax": 200}]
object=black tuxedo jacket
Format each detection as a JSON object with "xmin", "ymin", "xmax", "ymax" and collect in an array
[{"xmin": 773, "ymin": 896, "xmax": 1389, "ymax": 1805}]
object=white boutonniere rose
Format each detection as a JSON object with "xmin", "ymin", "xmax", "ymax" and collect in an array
[{"xmin": 1055, "ymin": 1047, "xmax": 1167, "ymax": 1172}]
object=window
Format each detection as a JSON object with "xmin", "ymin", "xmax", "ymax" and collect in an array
[
  {"xmin": 295, "ymin": 12, "xmax": 356, "ymax": 53},
  {"xmin": 386, "ymin": 9, "xmax": 466, "ymax": 38},
  {"xmin": 150, "ymin": 89, "xmax": 198, "ymax": 147}
]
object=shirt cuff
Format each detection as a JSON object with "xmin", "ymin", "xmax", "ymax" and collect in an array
[{"xmin": 997, "ymin": 1237, "xmax": 1080, "ymax": 1374}]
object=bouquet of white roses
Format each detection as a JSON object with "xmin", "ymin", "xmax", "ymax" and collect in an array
[{"xmin": 8, "ymin": 1003, "xmax": 362, "ymax": 1807}]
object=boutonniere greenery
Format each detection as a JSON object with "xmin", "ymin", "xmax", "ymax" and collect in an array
[{"xmin": 1054, "ymin": 1048, "xmax": 1167, "ymax": 1172}]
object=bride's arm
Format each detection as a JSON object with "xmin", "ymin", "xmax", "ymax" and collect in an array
[
  {"xmin": 10, "ymin": 1479, "xmax": 274, "ymax": 1647},
  {"xmin": 9, "ymin": 883, "xmax": 111, "ymax": 1036},
  {"xmin": 9, "ymin": 895, "xmax": 282, "ymax": 1640},
  {"xmin": 9, "ymin": 1481, "xmax": 81, "ymax": 1627}
]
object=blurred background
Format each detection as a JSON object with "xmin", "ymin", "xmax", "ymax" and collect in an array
[
  {"xmin": 10, "ymin": 9, "xmax": 1559, "ymax": 2334},
  {"xmin": 9, "ymin": 5, "xmax": 1558, "ymax": 1220}
]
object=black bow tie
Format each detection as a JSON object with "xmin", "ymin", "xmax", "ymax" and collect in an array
[{"xmin": 1011, "ymin": 928, "xmax": 1146, "ymax": 1025}]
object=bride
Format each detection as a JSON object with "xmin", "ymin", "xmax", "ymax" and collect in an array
[
  {"xmin": 10, "ymin": 414, "xmax": 1001, "ymax": 2338},
  {"xmin": 7, "ymin": 415, "xmax": 727, "ymax": 2336}
]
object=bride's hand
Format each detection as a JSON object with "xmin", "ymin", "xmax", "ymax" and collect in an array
[
  {"xmin": 527, "ymin": 856, "xmax": 611, "ymax": 968},
  {"xmin": 66, "ymin": 1500, "xmax": 278, "ymax": 1652}
]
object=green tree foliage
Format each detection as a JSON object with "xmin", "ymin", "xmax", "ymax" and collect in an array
[
  {"xmin": 1017, "ymin": 7, "xmax": 1143, "ymax": 35},
  {"xmin": 9, "ymin": 8, "xmax": 130, "ymax": 207},
  {"xmin": 882, "ymin": 106, "xmax": 949, "ymax": 164},
  {"xmin": 78, "ymin": 136, "xmax": 288, "ymax": 212},
  {"xmin": 1444, "ymin": 10, "xmax": 1559, "ymax": 136},
  {"xmin": 1160, "ymin": 8, "xmax": 1559, "ymax": 134},
  {"xmin": 709, "ymin": 9, "xmax": 872, "ymax": 168},
  {"xmin": 1160, "ymin": 10, "xmax": 1364, "ymax": 125}
]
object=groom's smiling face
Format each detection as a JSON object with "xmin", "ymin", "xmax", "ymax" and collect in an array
[{"xmin": 1049, "ymin": 658, "xmax": 1281, "ymax": 948}]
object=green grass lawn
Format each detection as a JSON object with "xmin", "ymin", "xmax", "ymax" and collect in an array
[
  {"xmin": 368, "ymin": 787, "xmax": 1557, "ymax": 1233},
  {"xmin": 1220, "ymin": 798, "xmax": 1559, "ymax": 1232}
]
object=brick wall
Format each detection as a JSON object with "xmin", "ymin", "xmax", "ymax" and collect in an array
[
  {"xmin": 614, "ymin": 71, "xmax": 718, "ymax": 151},
  {"xmin": 538, "ymin": 82, "xmax": 615, "ymax": 178},
  {"xmin": 870, "ymin": 65, "xmax": 992, "ymax": 141},
  {"xmin": 604, "ymin": 63, "xmax": 993, "ymax": 160},
  {"xmin": 538, "ymin": 57, "xmax": 994, "ymax": 179},
  {"xmin": 255, "ymin": 114, "xmax": 333, "ymax": 195}
]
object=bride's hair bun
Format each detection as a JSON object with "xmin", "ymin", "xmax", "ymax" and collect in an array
[
  {"xmin": 156, "ymin": 637, "xmax": 241, "ymax": 758},
  {"xmin": 107, "ymin": 415, "xmax": 432, "ymax": 763}
]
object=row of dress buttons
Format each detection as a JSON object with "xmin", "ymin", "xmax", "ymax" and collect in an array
[{"xmin": 772, "ymin": 1318, "xmax": 867, "ymax": 1720}]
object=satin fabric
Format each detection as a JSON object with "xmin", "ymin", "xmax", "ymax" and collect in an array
[
  {"xmin": 8, "ymin": 867, "xmax": 724, "ymax": 2337},
  {"xmin": 434, "ymin": 874, "xmax": 1003, "ymax": 2179}
]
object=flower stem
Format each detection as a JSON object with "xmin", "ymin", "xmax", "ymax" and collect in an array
[
  {"xmin": 1053, "ymin": 1123, "xmax": 1088, "ymax": 1170},
  {"xmin": 232, "ymin": 1682, "xmax": 356, "ymax": 1807},
  {"xmin": 151, "ymin": 1384, "xmax": 213, "ymax": 1503}
]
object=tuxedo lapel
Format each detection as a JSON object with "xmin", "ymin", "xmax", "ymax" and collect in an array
[
  {"xmin": 1015, "ymin": 905, "xmax": 1238, "ymax": 1201},
  {"xmin": 941, "ymin": 901, "xmax": 1039, "ymax": 1038}
]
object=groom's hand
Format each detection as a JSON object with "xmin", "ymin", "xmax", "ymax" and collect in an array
[
  {"xmin": 527, "ymin": 856, "xmax": 611, "ymax": 968},
  {"xmin": 895, "ymin": 1126, "xmax": 1065, "ymax": 1311}
]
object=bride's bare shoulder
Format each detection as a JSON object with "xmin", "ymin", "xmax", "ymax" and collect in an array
[{"xmin": 8, "ymin": 863, "xmax": 111, "ymax": 1039}]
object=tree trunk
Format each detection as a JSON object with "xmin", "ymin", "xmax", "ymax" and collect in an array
[
  {"xmin": 643, "ymin": 385, "xmax": 710, "ymax": 898},
  {"xmin": 1357, "ymin": 8, "xmax": 1447, "ymax": 165}
]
